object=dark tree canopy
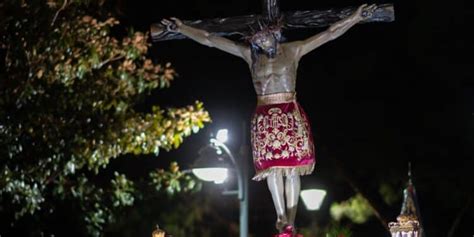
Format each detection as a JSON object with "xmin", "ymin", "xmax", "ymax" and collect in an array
[{"xmin": 0, "ymin": 1, "xmax": 210, "ymax": 236}]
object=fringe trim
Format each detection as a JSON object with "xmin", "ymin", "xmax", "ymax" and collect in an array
[{"xmin": 252, "ymin": 163, "xmax": 315, "ymax": 181}]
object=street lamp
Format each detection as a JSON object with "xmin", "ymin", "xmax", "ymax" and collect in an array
[
  {"xmin": 191, "ymin": 129, "xmax": 249, "ymax": 237},
  {"xmin": 216, "ymin": 129, "xmax": 228, "ymax": 143},
  {"xmin": 191, "ymin": 168, "xmax": 228, "ymax": 184},
  {"xmin": 300, "ymin": 189, "xmax": 327, "ymax": 211}
]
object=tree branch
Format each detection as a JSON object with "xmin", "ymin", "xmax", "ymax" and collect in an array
[
  {"xmin": 51, "ymin": 0, "xmax": 68, "ymax": 26},
  {"xmin": 447, "ymin": 192, "xmax": 473, "ymax": 237},
  {"xmin": 98, "ymin": 54, "xmax": 125, "ymax": 69},
  {"xmin": 332, "ymin": 157, "xmax": 391, "ymax": 232}
]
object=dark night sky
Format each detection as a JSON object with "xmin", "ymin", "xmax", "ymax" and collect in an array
[{"xmin": 114, "ymin": 0, "xmax": 474, "ymax": 236}]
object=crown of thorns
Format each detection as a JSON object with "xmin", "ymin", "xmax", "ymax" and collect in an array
[{"xmin": 244, "ymin": 19, "xmax": 283, "ymax": 43}]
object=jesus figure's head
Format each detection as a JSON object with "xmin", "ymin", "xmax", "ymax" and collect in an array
[{"xmin": 247, "ymin": 21, "xmax": 283, "ymax": 58}]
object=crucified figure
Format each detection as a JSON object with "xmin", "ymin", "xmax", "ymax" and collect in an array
[{"xmin": 162, "ymin": 3, "xmax": 376, "ymax": 236}]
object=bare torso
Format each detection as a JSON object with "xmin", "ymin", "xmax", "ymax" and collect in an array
[{"xmin": 249, "ymin": 44, "xmax": 300, "ymax": 96}]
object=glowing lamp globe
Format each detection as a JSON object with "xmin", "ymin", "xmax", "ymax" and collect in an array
[
  {"xmin": 300, "ymin": 189, "xmax": 327, "ymax": 211},
  {"xmin": 215, "ymin": 129, "xmax": 229, "ymax": 143},
  {"xmin": 192, "ymin": 167, "xmax": 228, "ymax": 184}
]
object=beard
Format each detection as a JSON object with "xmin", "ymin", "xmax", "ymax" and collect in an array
[{"xmin": 264, "ymin": 47, "xmax": 277, "ymax": 58}]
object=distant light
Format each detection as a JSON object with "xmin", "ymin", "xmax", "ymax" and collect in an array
[
  {"xmin": 300, "ymin": 189, "xmax": 327, "ymax": 211},
  {"xmin": 192, "ymin": 168, "xmax": 228, "ymax": 184},
  {"xmin": 216, "ymin": 129, "xmax": 228, "ymax": 143}
]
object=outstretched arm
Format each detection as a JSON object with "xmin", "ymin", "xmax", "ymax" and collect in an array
[
  {"xmin": 292, "ymin": 4, "xmax": 377, "ymax": 58},
  {"xmin": 161, "ymin": 18, "xmax": 251, "ymax": 62}
]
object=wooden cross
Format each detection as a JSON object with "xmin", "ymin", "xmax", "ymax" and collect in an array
[{"xmin": 151, "ymin": 0, "xmax": 394, "ymax": 41}]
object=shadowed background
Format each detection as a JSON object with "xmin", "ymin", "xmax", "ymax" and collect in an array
[{"xmin": 108, "ymin": 0, "xmax": 473, "ymax": 236}]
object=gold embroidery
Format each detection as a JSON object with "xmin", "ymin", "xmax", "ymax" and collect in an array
[{"xmin": 251, "ymin": 102, "xmax": 313, "ymax": 164}]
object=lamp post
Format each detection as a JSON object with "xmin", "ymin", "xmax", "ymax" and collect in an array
[{"xmin": 191, "ymin": 129, "xmax": 249, "ymax": 237}]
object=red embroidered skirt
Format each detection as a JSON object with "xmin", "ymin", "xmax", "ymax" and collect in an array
[{"xmin": 251, "ymin": 92, "xmax": 315, "ymax": 181}]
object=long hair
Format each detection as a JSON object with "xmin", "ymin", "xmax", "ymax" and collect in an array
[{"xmin": 249, "ymin": 34, "xmax": 280, "ymax": 73}]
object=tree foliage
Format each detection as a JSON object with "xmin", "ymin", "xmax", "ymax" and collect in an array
[
  {"xmin": 330, "ymin": 194, "xmax": 374, "ymax": 224},
  {"xmin": 0, "ymin": 0, "xmax": 210, "ymax": 235}
]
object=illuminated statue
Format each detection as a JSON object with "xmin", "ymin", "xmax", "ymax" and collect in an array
[{"xmin": 157, "ymin": 2, "xmax": 392, "ymax": 236}]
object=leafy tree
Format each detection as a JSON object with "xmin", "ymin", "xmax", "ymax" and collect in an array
[
  {"xmin": 0, "ymin": 0, "xmax": 210, "ymax": 236},
  {"xmin": 330, "ymin": 194, "xmax": 374, "ymax": 224}
]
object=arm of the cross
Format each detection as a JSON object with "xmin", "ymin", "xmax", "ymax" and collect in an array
[
  {"xmin": 292, "ymin": 4, "xmax": 380, "ymax": 58},
  {"xmin": 151, "ymin": 15, "xmax": 256, "ymax": 42},
  {"xmin": 150, "ymin": 4, "xmax": 394, "ymax": 42},
  {"xmin": 284, "ymin": 3, "xmax": 394, "ymax": 29}
]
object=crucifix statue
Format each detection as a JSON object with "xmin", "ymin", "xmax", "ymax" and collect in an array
[{"xmin": 152, "ymin": 1, "xmax": 394, "ymax": 236}]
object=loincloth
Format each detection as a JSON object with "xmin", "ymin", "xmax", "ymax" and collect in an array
[{"xmin": 251, "ymin": 92, "xmax": 315, "ymax": 181}]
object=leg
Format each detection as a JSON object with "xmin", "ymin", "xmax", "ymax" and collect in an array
[
  {"xmin": 267, "ymin": 172, "xmax": 287, "ymax": 232},
  {"xmin": 285, "ymin": 174, "xmax": 300, "ymax": 228}
]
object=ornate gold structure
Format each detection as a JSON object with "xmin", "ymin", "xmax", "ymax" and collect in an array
[
  {"xmin": 389, "ymin": 214, "xmax": 420, "ymax": 236},
  {"xmin": 389, "ymin": 164, "xmax": 425, "ymax": 237},
  {"xmin": 152, "ymin": 225, "xmax": 165, "ymax": 237}
]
